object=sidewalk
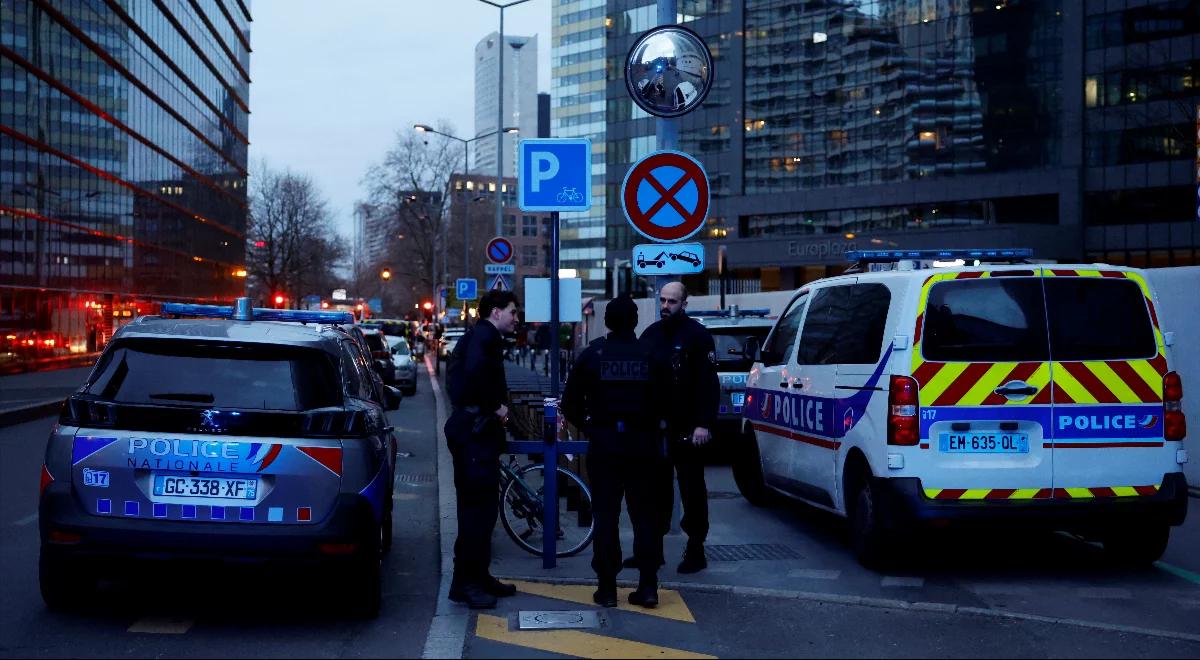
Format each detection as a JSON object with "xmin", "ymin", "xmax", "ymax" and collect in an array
[{"xmin": 0, "ymin": 365, "xmax": 93, "ymax": 426}]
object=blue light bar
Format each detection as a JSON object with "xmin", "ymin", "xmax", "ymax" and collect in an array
[
  {"xmin": 161, "ymin": 303, "xmax": 354, "ymax": 324},
  {"xmin": 845, "ymin": 248, "xmax": 1034, "ymax": 263},
  {"xmin": 691, "ymin": 308, "xmax": 772, "ymax": 318}
]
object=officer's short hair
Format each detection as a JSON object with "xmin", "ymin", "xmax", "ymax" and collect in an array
[
  {"xmin": 480, "ymin": 290, "xmax": 518, "ymax": 319},
  {"xmin": 605, "ymin": 294, "xmax": 638, "ymax": 332},
  {"xmin": 665, "ymin": 281, "xmax": 688, "ymax": 301}
]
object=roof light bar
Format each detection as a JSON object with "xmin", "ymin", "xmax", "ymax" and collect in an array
[
  {"xmin": 845, "ymin": 248, "xmax": 1033, "ymax": 263},
  {"xmin": 161, "ymin": 301, "xmax": 354, "ymax": 324}
]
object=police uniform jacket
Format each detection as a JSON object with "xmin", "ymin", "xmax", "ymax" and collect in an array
[
  {"xmin": 640, "ymin": 313, "xmax": 719, "ymax": 433},
  {"xmin": 562, "ymin": 331, "xmax": 665, "ymax": 456},
  {"xmin": 448, "ymin": 321, "xmax": 509, "ymax": 417}
]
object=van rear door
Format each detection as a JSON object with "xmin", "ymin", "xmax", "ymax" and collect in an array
[{"xmin": 1043, "ymin": 269, "xmax": 1174, "ymax": 498}]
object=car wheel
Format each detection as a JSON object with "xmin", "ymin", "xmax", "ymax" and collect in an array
[
  {"xmin": 849, "ymin": 476, "xmax": 894, "ymax": 570},
  {"xmin": 731, "ymin": 428, "xmax": 775, "ymax": 507},
  {"xmin": 39, "ymin": 549, "xmax": 94, "ymax": 612},
  {"xmin": 346, "ymin": 529, "xmax": 383, "ymax": 618},
  {"xmin": 1102, "ymin": 524, "xmax": 1169, "ymax": 567}
]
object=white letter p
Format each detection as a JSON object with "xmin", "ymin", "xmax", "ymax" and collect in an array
[{"xmin": 531, "ymin": 152, "xmax": 559, "ymax": 193}]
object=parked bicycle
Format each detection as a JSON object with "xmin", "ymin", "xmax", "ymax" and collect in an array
[{"xmin": 499, "ymin": 452, "xmax": 594, "ymax": 557}]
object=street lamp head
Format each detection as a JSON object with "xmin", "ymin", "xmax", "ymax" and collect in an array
[
  {"xmin": 413, "ymin": 124, "xmax": 433, "ymax": 133},
  {"xmin": 503, "ymin": 127, "xmax": 520, "ymax": 134}
]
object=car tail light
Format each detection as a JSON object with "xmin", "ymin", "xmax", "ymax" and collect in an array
[
  {"xmin": 303, "ymin": 410, "xmax": 367, "ymax": 438},
  {"xmin": 60, "ymin": 396, "xmax": 115, "ymax": 427},
  {"xmin": 40, "ymin": 464, "xmax": 54, "ymax": 496},
  {"xmin": 1164, "ymin": 371, "xmax": 1186, "ymax": 442},
  {"xmin": 318, "ymin": 542, "xmax": 358, "ymax": 555},
  {"xmin": 888, "ymin": 375, "xmax": 920, "ymax": 446},
  {"xmin": 48, "ymin": 530, "xmax": 82, "ymax": 545}
]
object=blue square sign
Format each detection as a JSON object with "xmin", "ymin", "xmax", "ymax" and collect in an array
[
  {"xmin": 456, "ymin": 278, "xmax": 478, "ymax": 301},
  {"xmin": 518, "ymin": 138, "xmax": 592, "ymax": 212}
]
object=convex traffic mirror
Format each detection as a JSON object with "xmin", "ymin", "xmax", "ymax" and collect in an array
[{"xmin": 625, "ymin": 25, "xmax": 714, "ymax": 118}]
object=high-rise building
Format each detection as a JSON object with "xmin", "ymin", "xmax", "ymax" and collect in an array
[
  {"xmin": 605, "ymin": 0, "xmax": 1199, "ymax": 298},
  {"xmin": 474, "ymin": 32, "xmax": 538, "ymax": 178},
  {"xmin": 1, "ymin": 0, "xmax": 251, "ymax": 370},
  {"xmin": 552, "ymin": 0, "xmax": 609, "ymax": 295}
]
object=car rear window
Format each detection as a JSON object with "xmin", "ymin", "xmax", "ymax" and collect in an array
[
  {"xmin": 1044, "ymin": 278, "xmax": 1157, "ymax": 361},
  {"xmin": 86, "ymin": 339, "xmax": 342, "ymax": 411},
  {"xmin": 922, "ymin": 279, "xmax": 1049, "ymax": 362},
  {"xmin": 363, "ymin": 333, "xmax": 387, "ymax": 353}
]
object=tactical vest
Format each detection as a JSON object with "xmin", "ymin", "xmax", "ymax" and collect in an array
[{"xmin": 591, "ymin": 338, "xmax": 654, "ymax": 428}]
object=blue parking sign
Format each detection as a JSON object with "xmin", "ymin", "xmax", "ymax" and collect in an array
[
  {"xmin": 518, "ymin": 138, "xmax": 592, "ymax": 212},
  {"xmin": 456, "ymin": 278, "xmax": 477, "ymax": 301}
]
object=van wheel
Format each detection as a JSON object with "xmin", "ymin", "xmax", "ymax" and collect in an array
[
  {"xmin": 731, "ymin": 429, "xmax": 774, "ymax": 507},
  {"xmin": 39, "ymin": 549, "xmax": 94, "ymax": 612},
  {"xmin": 850, "ymin": 478, "xmax": 893, "ymax": 570},
  {"xmin": 1102, "ymin": 524, "xmax": 1169, "ymax": 567}
]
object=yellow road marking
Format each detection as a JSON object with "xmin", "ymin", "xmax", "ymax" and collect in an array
[
  {"xmin": 509, "ymin": 579, "xmax": 696, "ymax": 623},
  {"xmin": 475, "ymin": 614, "xmax": 716, "ymax": 659},
  {"xmin": 127, "ymin": 617, "xmax": 194, "ymax": 634}
]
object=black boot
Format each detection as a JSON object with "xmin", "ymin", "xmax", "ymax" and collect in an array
[
  {"xmin": 448, "ymin": 582, "xmax": 498, "ymax": 609},
  {"xmin": 482, "ymin": 575, "xmax": 517, "ymax": 598},
  {"xmin": 592, "ymin": 575, "xmax": 618, "ymax": 607},
  {"xmin": 677, "ymin": 542, "xmax": 707, "ymax": 574},
  {"xmin": 628, "ymin": 573, "xmax": 658, "ymax": 608}
]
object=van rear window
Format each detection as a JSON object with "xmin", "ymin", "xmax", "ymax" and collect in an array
[
  {"xmin": 1044, "ymin": 278, "xmax": 1157, "ymax": 361},
  {"xmin": 922, "ymin": 279, "xmax": 1049, "ymax": 362},
  {"xmin": 86, "ymin": 339, "xmax": 341, "ymax": 411}
]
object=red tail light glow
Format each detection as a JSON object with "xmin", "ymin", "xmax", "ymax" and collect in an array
[
  {"xmin": 1165, "ymin": 371, "xmax": 1186, "ymax": 442},
  {"xmin": 888, "ymin": 375, "xmax": 920, "ymax": 446}
]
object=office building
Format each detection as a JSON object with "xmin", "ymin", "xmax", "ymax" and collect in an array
[
  {"xmin": 474, "ymin": 32, "xmax": 538, "ymax": 178},
  {"xmin": 1, "ymin": 0, "xmax": 251, "ymax": 370}
]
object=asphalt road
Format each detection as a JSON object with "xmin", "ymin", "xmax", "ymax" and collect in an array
[{"xmin": 0, "ymin": 370, "xmax": 440, "ymax": 658}]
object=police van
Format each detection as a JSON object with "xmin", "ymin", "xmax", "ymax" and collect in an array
[
  {"xmin": 691, "ymin": 307, "xmax": 777, "ymax": 451},
  {"xmin": 735, "ymin": 249, "xmax": 1188, "ymax": 567}
]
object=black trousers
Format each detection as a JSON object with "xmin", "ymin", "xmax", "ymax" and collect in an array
[
  {"xmin": 445, "ymin": 409, "xmax": 503, "ymax": 585},
  {"xmin": 588, "ymin": 439, "xmax": 669, "ymax": 580},
  {"xmin": 664, "ymin": 433, "xmax": 709, "ymax": 545}
]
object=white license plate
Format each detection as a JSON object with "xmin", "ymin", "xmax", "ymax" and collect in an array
[
  {"xmin": 152, "ymin": 474, "xmax": 258, "ymax": 499},
  {"xmin": 939, "ymin": 433, "xmax": 1029, "ymax": 454},
  {"xmin": 730, "ymin": 391, "xmax": 745, "ymax": 406}
]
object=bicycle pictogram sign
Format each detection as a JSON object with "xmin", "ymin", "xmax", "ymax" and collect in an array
[
  {"xmin": 556, "ymin": 187, "xmax": 584, "ymax": 203},
  {"xmin": 621, "ymin": 150, "xmax": 710, "ymax": 243}
]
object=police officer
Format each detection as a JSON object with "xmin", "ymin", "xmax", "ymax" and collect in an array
[
  {"xmin": 562, "ymin": 295, "xmax": 668, "ymax": 608},
  {"xmin": 444, "ymin": 290, "xmax": 520, "ymax": 609},
  {"xmin": 639, "ymin": 281, "xmax": 719, "ymax": 574}
]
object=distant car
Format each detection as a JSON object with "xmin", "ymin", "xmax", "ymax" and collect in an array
[
  {"xmin": 386, "ymin": 336, "xmax": 418, "ymax": 396},
  {"xmin": 356, "ymin": 326, "xmax": 395, "ymax": 385},
  {"xmin": 671, "ymin": 251, "xmax": 701, "ymax": 266},
  {"xmin": 39, "ymin": 301, "xmax": 402, "ymax": 617},
  {"xmin": 439, "ymin": 327, "xmax": 466, "ymax": 359}
]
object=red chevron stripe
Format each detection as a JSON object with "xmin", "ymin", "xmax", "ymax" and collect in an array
[
  {"xmin": 914, "ymin": 313, "xmax": 924, "ymax": 345},
  {"xmin": 1100, "ymin": 270, "xmax": 1125, "ymax": 278},
  {"xmin": 932, "ymin": 363, "xmax": 993, "ymax": 406},
  {"xmin": 980, "ymin": 362, "xmax": 1041, "ymax": 405},
  {"xmin": 1031, "ymin": 383, "xmax": 1053, "ymax": 404},
  {"xmin": 936, "ymin": 489, "xmax": 966, "ymax": 500},
  {"xmin": 1051, "ymin": 269, "xmax": 1079, "ymax": 277},
  {"xmin": 1052, "ymin": 383, "xmax": 1076, "ymax": 404},
  {"xmin": 912, "ymin": 361, "xmax": 944, "ymax": 387},
  {"xmin": 1034, "ymin": 488, "xmax": 1054, "ymax": 499},
  {"xmin": 1148, "ymin": 354, "xmax": 1168, "ymax": 376},
  {"xmin": 1134, "ymin": 485, "xmax": 1159, "ymax": 496},
  {"xmin": 1145, "ymin": 298, "xmax": 1161, "ymax": 329},
  {"xmin": 1105, "ymin": 360, "xmax": 1161, "ymax": 403},
  {"xmin": 956, "ymin": 271, "xmax": 984, "ymax": 279},
  {"xmin": 985, "ymin": 489, "xmax": 1016, "ymax": 500},
  {"xmin": 1061, "ymin": 362, "xmax": 1119, "ymax": 403},
  {"xmin": 1090, "ymin": 487, "xmax": 1116, "ymax": 498}
]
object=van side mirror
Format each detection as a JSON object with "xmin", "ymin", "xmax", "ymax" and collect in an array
[
  {"xmin": 742, "ymin": 337, "xmax": 761, "ymax": 362},
  {"xmin": 383, "ymin": 386, "xmax": 402, "ymax": 411}
]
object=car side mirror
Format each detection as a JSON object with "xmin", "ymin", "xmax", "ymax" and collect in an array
[
  {"xmin": 383, "ymin": 385, "xmax": 402, "ymax": 411},
  {"xmin": 742, "ymin": 337, "xmax": 761, "ymax": 362}
]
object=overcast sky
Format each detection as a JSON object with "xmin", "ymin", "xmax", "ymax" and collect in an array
[{"xmin": 248, "ymin": 0, "xmax": 552, "ymax": 238}]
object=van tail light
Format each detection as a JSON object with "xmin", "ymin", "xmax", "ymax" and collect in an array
[
  {"xmin": 60, "ymin": 395, "xmax": 115, "ymax": 427},
  {"xmin": 1164, "ymin": 371, "xmax": 1186, "ymax": 442},
  {"xmin": 40, "ymin": 464, "xmax": 54, "ymax": 496},
  {"xmin": 888, "ymin": 375, "xmax": 920, "ymax": 446}
]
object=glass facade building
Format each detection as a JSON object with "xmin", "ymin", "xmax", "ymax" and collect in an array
[
  {"xmin": 605, "ymin": 0, "xmax": 1199, "ymax": 296},
  {"xmin": 553, "ymin": 0, "xmax": 610, "ymax": 296},
  {"xmin": 1, "ymin": 0, "xmax": 250, "ymax": 371}
]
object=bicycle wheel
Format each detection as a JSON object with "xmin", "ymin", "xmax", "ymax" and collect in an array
[{"xmin": 500, "ymin": 464, "xmax": 594, "ymax": 558}]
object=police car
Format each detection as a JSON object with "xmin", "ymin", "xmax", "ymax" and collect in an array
[
  {"xmin": 38, "ymin": 299, "xmax": 402, "ymax": 617},
  {"xmin": 691, "ymin": 307, "xmax": 777, "ymax": 450},
  {"xmin": 735, "ymin": 249, "xmax": 1188, "ymax": 567}
]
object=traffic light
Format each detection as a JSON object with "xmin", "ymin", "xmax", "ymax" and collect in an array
[
  {"xmin": 274, "ymin": 294, "xmax": 284, "ymax": 307},
  {"xmin": 381, "ymin": 267, "xmax": 392, "ymax": 280}
]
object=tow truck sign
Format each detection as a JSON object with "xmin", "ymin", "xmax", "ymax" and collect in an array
[{"xmin": 632, "ymin": 242, "xmax": 705, "ymax": 275}]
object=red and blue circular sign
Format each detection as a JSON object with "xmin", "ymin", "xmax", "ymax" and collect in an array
[
  {"xmin": 486, "ymin": 236, "xmax": 514, "ymax": 264},
  {"xmin": 621, "ymin": 150, "xmax": 709, "ymax": 243}
]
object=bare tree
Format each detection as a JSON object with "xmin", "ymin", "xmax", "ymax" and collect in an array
[
  {"xmin": 247, "ymin": 161, "xmax": 347, "ymax": 305},
  {"xmin": 359, "ymin": 123, "xmax": 464, "ymax": 310}
]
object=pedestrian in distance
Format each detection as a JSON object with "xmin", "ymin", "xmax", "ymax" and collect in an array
[
  {"xmin": 561, "ymin": 295, "xmax": 670, "ymax": 608},
  {"xmin": 638, "ymin": 281, "xmax": 719, "ymax": 575},
  {"xmin": 444, "ymin": 290, "xmax": 521, "ymax": 609}
]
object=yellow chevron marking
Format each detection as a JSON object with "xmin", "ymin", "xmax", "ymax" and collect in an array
[
  {"xmin": 1050, "ymin": 365, "xmax": 1098, "ymax": 404},
  {"xmin": 1111, "ymin": 486, "xmax": 1138, "ymax": 497},
  {"xmin": 1128, "ymin": 360, "xmax": 1165, "ymax": 397},
  {"xmin": 1065, "ymin": 488, "xmax": 1095, "ymax": 499},
  {"xmin": 1010, "ymin": 489, "xmax": 1042, "ymax": 499},
  {"xmin": 1012, "ymin": 363, "xmax": 1053, "ymax": 405},
  {"xmin": 958, "ymin": 363, "xmax": 1019, "ymax": 406},
  {"xmin": 924, "ymin": 489, "xmax": 942, "ymax": 499},
  {"xmin": 1087, "ymin": 361, "xmax": 1140, "ymax": 403},
  {"xmin": 959, "ymin": 489, "xmax": 992, "ymax": 500},
  {"xmin": 508, "ymin": 580, "xmax": 696, "ymax": 624},
  {"xmin": 1076, "ymin": 269, "xmax": 1103, "ymax": 278},
  {"xmin": 474, "ymin": 614, "xmax": 717, "ymax": 659},
  {"xmin": 920, "ymin": 362, "xmax": 969, "ymax": 406}
]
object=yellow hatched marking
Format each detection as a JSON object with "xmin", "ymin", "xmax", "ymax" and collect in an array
[
  {"xmin": 1065, "ymin": 488, "xmax": 1095, "ymax": 499},
  {"xmin": 1050, "ymin": 365, "xmax": 1098, "ymax": 404},
  {"xmin": 475, "ymin": 614, "xmax": 717, "ymax": 659},
  {"xmin": 958, "ymin": 363, "xmax": 1017, "ymax": 406},
  {"xmin": 1086, "ymin": 361, "xmax": 1141, "ymax": 403},
  {"xmin": 508, "ymin": 580, "xmax": 696, "ymax": 624},
  {"xmin": 1128, "ymin": 360, "xmax": 1165, "ymax": 397},
  {"xmin": 1010, "ymin": 489, "xmax": 1041, "ymax": 500},
  {"xmin": 920, "ymin": 362, "xmax": 969, "ymax": 406},
  {"xmin": 1111, "ymin": 487, "xmax": 1138, "ymax": 497},
  {"xmin": 924, "ymin": 489, "xmax": 942, "ymax": 499},
  {"xmin": 959, "ymin": 489, "xmax": 991, "ymax": 500}
]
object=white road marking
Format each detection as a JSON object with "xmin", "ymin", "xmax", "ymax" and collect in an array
[
  {"xmin": 881, "ymin": 576, "xmax": 925, "ymax": 588},
  {"xmin": 787, "ymin": 569, "xmax": 841, "ymax": 580},
  {"xmin": 128, "ymin": 617, "xmax": 194, "ymax": 634},
  {"xmin": 1077, "ymin": 587, "xmax": 1133, "ymax": 600},
  {"xmin": 12, "ymin": 513, "xmax": 38, "ymax": 526},
  {"xmin": 967, "ymin": 583, "xmax": 1034, "ymax": 597}
]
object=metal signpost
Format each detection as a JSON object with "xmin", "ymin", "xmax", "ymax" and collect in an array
[{"xmin": 517, "ymin": 137, "xmax": 591, "ymax": 568}]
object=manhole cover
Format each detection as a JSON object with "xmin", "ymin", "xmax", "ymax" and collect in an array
[
  {"xmin": 705, "ymin": 543, "xmax": 801, "ymax": 562},
  {"xmin": 517, "ymin": 610, "xmax": 602, "ymax": 630},
  {"xmin": 396, "ymin": 473, "xmax": 435, "ymax": 484},
  {"xmin": 707, "ymin": 491, "xmax": 741, "ymax": 499}
]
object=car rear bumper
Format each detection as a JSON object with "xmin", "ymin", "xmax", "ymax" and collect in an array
[
  {"xmin": 39, "ymin": 484, "xmax": 378, "ymax": 566},
  {"xmin": 874, "ymin": 472, "xmax": 1188, "ymax": 532}
]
